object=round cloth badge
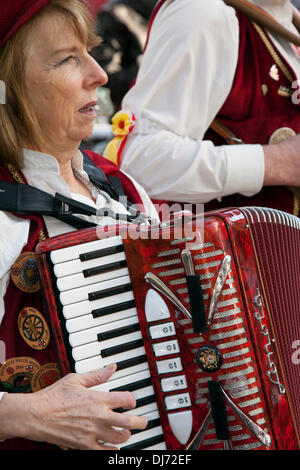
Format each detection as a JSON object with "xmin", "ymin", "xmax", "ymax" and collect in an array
[
  {"xmin": 0, "ymin": 356, "xmax": 41, "ymax": 393},
  {"xmin": 31, "ymin": 363, "xmax": 61, "ymax": 392},
  {"xmin": 10, "ymin": 252, "xmax": 40, "ymax": 293},
  {"xmin": 18, "ymin": 307, "xmax": 50, "ymax": 351}
]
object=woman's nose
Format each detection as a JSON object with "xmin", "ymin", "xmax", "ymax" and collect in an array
[{"xmin": 84, "ymin": 55, "xmax": 108, "ymax": 89}]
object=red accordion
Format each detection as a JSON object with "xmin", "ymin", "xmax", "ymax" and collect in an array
[{"xmin": 36, "ymin": 207, "xmax": 300, "ymax": 450}]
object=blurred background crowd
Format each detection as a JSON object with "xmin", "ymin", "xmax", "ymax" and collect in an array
[
  {"xmin": 84, "ymin": 0, "xmax": 300, "ymax": 154},
  {"xmin": 83, "ymin": 0, "xmax": 157, "ymax": 154}
]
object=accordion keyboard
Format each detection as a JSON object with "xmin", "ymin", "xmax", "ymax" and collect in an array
[{"xmin": 49, "ymin": 235, "xmax": 167, "ymax": 450}]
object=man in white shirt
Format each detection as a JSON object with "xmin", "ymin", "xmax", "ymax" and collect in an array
[{"xmin": 107, "ymin": 0, "xmax": 300, "ymax": 216}]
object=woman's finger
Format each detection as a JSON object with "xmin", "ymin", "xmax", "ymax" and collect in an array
[
  {"xmin": 70, "ymin": 364, "xmax": 117, "ymax": 388},
  {"xmin": 103, "ymin": 390, "xmax": 137, "ymax": 410},
  {"xmin": 104, "ymin": 409, "xmax": 148, "ymax": 431},
  {"xmin": 95, "ymin": 426, "xmax": 131, "ymax": 446}
]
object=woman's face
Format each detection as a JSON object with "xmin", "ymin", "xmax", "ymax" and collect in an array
[{"xmin": 24, "ymin": 11, "xmax": 108, "ymax": 153}]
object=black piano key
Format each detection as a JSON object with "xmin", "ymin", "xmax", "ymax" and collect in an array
[
  {"xmin": 98, "ymin": 323, "xmax": 141, "ymax": 342},
  {"xmin": 89, "ymin": 283, "xmax": 132, "ymax": 301},
  {"xmin": 110, "ymin": 377, "xmax": 153, "ymax": 393},
  {"xmin": 101, "ymin": 338, "xmax": 144, "ymax": 358},
  {"xmin": 114, "ymin": 395, "xmax": 156, "ymax": 413},
  {"xmin": 121, "ymin": 434, "xmax": 165, "ymax": 451},
  {"xmin": 92, "ymin": 299, "xmax": 136, "ymax": 318},
  {"xmin": 79, "ymin": 244, "xmax": 124, "ymax": 262},
  {"xmin": 116, "ymin": 354, "xmax": 147, "ymax": 371},
  {"xmin": 131, "ymin": 418, "xmax": 162, "ymax": 436},
  {"xmin": 83, "ymin": 259, "xmax": 127, "ymax": 278}
]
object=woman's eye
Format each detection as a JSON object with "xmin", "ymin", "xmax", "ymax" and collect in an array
[{"xmin": 59, "ymin": 55, "xmax": 78, "ymax": 65}]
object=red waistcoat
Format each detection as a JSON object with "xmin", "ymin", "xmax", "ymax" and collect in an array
[
  {"xmin": 204, "ymin": 11, "xmax": 300, "ymax": 214},
  {"xmin": 0, "ymin": 150, "xmax": 143, "ymax": 450},
  {"xmin": 147, "ymin": 1, "xmax": 300, "ymax": 215}
]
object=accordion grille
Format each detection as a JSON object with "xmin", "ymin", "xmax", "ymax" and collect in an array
[{"xmin": 243, "ymin": 207, "xmax": 300, "ymax": 436}]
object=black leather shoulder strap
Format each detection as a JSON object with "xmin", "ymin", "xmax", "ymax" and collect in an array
[{"xmin": 82, "ymin": 151, "xmax": 124, "ymax": 201}]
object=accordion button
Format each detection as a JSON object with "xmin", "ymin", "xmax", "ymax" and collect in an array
[
  {"xmin": 165, "ymin": 393, "xmax": 191, "ymax": 411},
  {"xmin": 149, "ymin": 322, "xmax": 176, "ymax": 339},
  {"xmin": 145, "ymin": 289, "xmax": 170, "ymax": 322},
  {"xmin": 168, "ymin": 410, "xmax": 193, "ymax": 445},
  {"xmin": 153, "ymin": 340, "xmax": 180, "ymax": 357},
  {"xmin": 161, "ymin": 374, "xmax": 187, "ymax": 392},
  {"xmin": 156, "ymin": 357, "xmax": 183, "ymax": 374}
]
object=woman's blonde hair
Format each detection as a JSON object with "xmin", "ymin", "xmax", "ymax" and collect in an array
[{"xmin": 0, "ymin": 0, "xmax": 100, "ymax": 169}]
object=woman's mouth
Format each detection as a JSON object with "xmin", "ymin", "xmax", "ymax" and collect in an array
[{"xmin": 79, "ymin": 101, "xmax": 97, "ymax": 117}]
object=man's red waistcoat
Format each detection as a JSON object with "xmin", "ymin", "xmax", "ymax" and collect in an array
[
  {"xmin": 147, "ymin": 1, "xmax": 300, "ymax": 215},
  {"xmin": 0, "ymin": 151, "xmax": 143, "ymax": 450},
  {"xmin": 204, "ymin": 11, "xmax": 300, "ymax": 214}
]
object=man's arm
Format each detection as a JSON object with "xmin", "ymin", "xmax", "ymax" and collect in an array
[{"xmin": 120, "ymin": 0, "xmax": 266, "ymax": 203}]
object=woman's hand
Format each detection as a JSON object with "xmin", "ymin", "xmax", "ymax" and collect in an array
[{"xmin": 0, "ymin": 364, "xmax": 148, "ymax": 450}]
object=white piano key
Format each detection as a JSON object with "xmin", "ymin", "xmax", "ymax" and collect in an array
[
  {"xmin": 65, "ymin": 307, "xmax": 138, "ymax": 333},
  {"xmin": 50, "ymin": 235, "xmax": 123, "ymax": 264},
  {"xmin": 145, "ymin": 410, "xmax": 160, "ymax": 421},
  {"xmin": 132, "ymin": 385, "xmax": 154, "ymax": 400},
  {"xmin": 62, "ymin": 290, "xmax": 134, "ymax": 321},
  {"xmin": 144, "ymin": 442, "xmax": 167, "ymax": 450},
  {"xmin": 119, "ymin": 426, "xmax": 163, "ymax": 448},
  {"xmin": 57, "ymin": 266, "xmax": 129, "ymax": 292},
  {"xmin": 71, "ymin": 331, "xmax": 143, "ymax": 362},
  {"xmin": 59, "ymin": 274, "xmax": 131, "ymax": 305},
  {"xmin": 74, "ymin": 346, "xmax": 146, "ymax": 374},
  {"xmin": 91, "ymin": 369, "xmax": 151, "ymax": 392},
  {"xmin": 104, "ymin": 411, "xmax": 163, "ymax": 450},
  {"xmin": 122, "ymin": 401, "xmax": 157, "ymax": 416},
  {"xmin": 69, "ymin": 315, "xmax": 139, "ymax": 348},
  {"xmin": 54, "ymin": 251, "xmax": 126, "ymax": 279},
  {"xmin": 106, "ymin": 362, "xmax": 150, "ymax": 382}
]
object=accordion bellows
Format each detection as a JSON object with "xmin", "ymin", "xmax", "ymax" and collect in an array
[{"xmin": 36, "ymin": 207, "xmax": 300, "ymax": 450}]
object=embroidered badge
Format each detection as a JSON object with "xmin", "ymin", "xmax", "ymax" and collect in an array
[
  {"xmin": 10, "ymin": 252, "xmax": 40, "ymax": 293},
  {"xmin": 0, "ymin": 356, "xmax": 41, "ymax": 393},
  {"xmin": 18, "ymin": 307, "xmax": 50, "ymax": 351},
  {"xmin": 31, "ymin": 363, "xmax": 61, "ymax": 392}
]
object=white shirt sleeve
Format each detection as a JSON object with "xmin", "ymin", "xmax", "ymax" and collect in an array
[{"xmin": 120, "ymin": 0, "xmax": 265, "ymax": 203}]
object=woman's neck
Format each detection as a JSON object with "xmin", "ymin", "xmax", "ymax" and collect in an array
[
  {"xmin": 58, "ymin": 156, "xmax": 94, "ymax": 200},
  {"xmin": 24, "ymin": 145, "xmax": 95, "ymax": 200}
]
